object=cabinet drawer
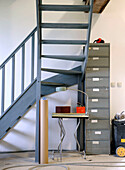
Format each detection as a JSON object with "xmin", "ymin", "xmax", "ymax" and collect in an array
[
  {"xmin": 87, "ymin": 57, "xmax": 109, "ymax": 67},
  {"xmin": 88, "ymin": 98, "xmax": 109, "ymax": 108},
  {"xmin": 86, "ymin": 67, "xmax": 109, "ymax": 77},
  {"xmin": 86, "ymin": 88, "xmax": 109, "ymax": 98},
  {"xmin": 89, "ymin": 46, "xmax": 109, "ymax": 57},
  {"xmin": 86, "ymin": 119, "xmax": 110, "ymax": 130},
  {"xmin": 86, "ymin": 141, "xmax": 110, "ymax": 154},
  {"xmin": 88, "ymin": 109, "xmax": 110, "ymax": 119},
  {"xmin": 86, "ymin": 130, "xmax": 110, "ymax": 140},
  {"xmin": 86, "ymin": 78, "xmax": 109, "ymax": 88}
]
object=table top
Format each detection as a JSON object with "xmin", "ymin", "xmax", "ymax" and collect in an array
[{"xmin": 52, "ymin": 113, "xmax": 89, "ymax": 118}]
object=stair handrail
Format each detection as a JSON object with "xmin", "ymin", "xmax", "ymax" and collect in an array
[
  {"xmin": 0, "ymin": 27, "xmax": 37, "ymax": 115},
  {"xmin": 82, "ymin": 0, "xmax": 94, "ymax": 79},
  {"xmin": 0, "ymin": 27, "xmax": 37, "ymax": 69}
]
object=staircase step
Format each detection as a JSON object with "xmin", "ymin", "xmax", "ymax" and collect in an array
[
  {"xmin": 40, "ymin": 5, "xmax": 90, "ymax": 12},
  {"xmin": 41, "ymin": 23, "xmax": 89, "ymax": 29},
  {"xmin": 41, "ymin": 55, "xmax": 85, "ymax": 61},
  {"xmin": 41, "ymin": 81, "xmax": 65, "ymax": 86},
  {"xmin": 41, "ymin": 68, "xmax": 82, "ymax": 75},
  {"xmin": 41, "ymin": 40, "xmax": 87, "ymax": 45}
]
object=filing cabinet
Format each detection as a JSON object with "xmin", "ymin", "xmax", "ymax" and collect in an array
[{"xmin": 85, "ymin": 43, "xmax": 110, "ymax": 154}]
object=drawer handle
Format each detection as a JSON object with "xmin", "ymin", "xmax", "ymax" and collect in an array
[
  {"xmin": 95, "ymin": 131, "xmax": 101, "ymax": 135},
  {"xmin": 91, "ymin": 120, "xmax": 98, "ymax": 123},
  {"xmin": 93, "ymin": 57, "xmax": 99, "ymax": 60},
  {"xmin": 93, "ymin": 68, "xmax": 99, "ymax": 71},
  {"xmin": 92, "ymin": 78, "xmax": 99, "ymax": 82},
  {"xmin": 93, "ymin": 88, "xmax": 99, "ymax": 92},
  {"xmin": 91, "ymin": 109, "xmax": 98, "ymax": 113},
  {"xmin": 92, "ymin": 99, "xmax": 98, "ymax": 102},
  {"xmin": 93, "ymin": 47, "xmax": 99, "ymax": 51},
  {"xmin": 92, "ymin": 141, "xmax": 99, "ymax": 145}
]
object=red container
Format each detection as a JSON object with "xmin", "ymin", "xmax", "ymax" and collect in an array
[{"xmin": 76, "ymin": 107, "xmax": 85, "ymax": 113}]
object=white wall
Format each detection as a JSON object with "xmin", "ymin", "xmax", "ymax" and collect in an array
[
  {"xmin": 1, "ymin": 0, "xmax": 125, "ymax": 152},
  {"xmin": 90, "ymin": 0, "xmax": 125, "ymax": 118}
]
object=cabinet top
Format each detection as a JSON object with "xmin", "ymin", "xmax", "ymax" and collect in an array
[{"xmin": 89, "ymin": 43, "xmax": 110, "ymax": 47}]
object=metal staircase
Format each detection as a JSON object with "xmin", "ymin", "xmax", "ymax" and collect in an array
[{"xmin": 0, "ymin": 0, "xmax": 93, "ymax": 163}]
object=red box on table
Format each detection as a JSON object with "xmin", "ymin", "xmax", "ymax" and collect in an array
[{"xmin": 76, "ymin": 107, "xmax": 85, "ymax": 113}]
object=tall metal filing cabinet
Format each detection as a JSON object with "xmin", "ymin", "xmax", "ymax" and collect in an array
[{"xmin": 85, "ymin": 43, "xmax": 110, "ymax": 154}]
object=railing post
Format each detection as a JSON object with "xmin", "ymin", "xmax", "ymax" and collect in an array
[
  {"xmin": 21, "ymin": 44, "xmax": 25, "ymax": 92},
  {"xmin": 1, "ymin": 66, "xmax": 5, "ymax": 114},
  {"xmin": 31, "ymin": 34, "xmax": 35, "ymax": 82},
  {"xmin": 36, "ymin": 0, "xmax": 42, "ymax": 163},
  {"xmin": 11, "ymin": 55, "xmax": 15, "ymax": 103}
]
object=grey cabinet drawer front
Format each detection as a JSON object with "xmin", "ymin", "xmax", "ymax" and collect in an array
[
  {"xmin": 86, "ymin": 140, "xmax": 110, "ymax": 149},
  {"xmin": 86, "ymin": 78, "xmax": 109, "ymax": 88},
  {"xmin": 86, "ymin": 67, "xmax": 109, "ymax": 77},
  {"xmin": 89, "ymin": 46, "xmax": 109, "ymax": 57},
  {"xmin": 86, "ymin": 119, "xmax": 110, "ymax": 129},
  {"xmin": 87, "ymin": 57, "xmax": 109, "ymax": 67},
  {"xmin": 86, "ymin": 88, "xmax": 109, "ymax": 98},
  {"xmin": 86, "ymin": 130, "xmax": 110, "ymax": 140},
  {"xmin": 88, "ymin": 109, "xmax": 110, "ymax": 119},
  {"xmin": 86, "ymin": 147, "xmax": 110, "ymax": 154},
  {"xmin": 88, "ymin": 98, "xmax": 109, "ymax": 108}
]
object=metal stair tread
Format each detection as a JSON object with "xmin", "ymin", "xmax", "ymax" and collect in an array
[
  {"xmin": 41, "ymin": 68, "xmax": 82, "ymax": 75},
  {"xmin": 41, "ymin": 81, "xmax": 65, "ymax": 86},
  {"xmin": 41, "ymin": 23, "xmax": 89, "ymax": 29},
  {"xmin": 41, "ymin": 40, "xmax": 87, "ymax": 45},
  {"xmin": 41, "ymin": 55, "xmax": 85, "ymax": 61},
  {"xmin": 40, "ymin": 5, "xmax": 90, "ymax": 12}
]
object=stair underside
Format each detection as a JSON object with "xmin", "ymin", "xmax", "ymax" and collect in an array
[
  {"xmin": 41, "ymin": 23, "xmax": 89, "ymax": 29},
  {"xmin": 0, "ymin": 66, "xmax": 81, "ymax": 139},
  {"xmin": 40, "ymin": 5, "xmax": 90, "ymax": 12},
  {"xmin": 41, "ymin": 55, "xmax": 85, "ymax": 61}
]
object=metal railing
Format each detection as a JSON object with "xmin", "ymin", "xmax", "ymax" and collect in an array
[{"xmin": 0, "ymin": 27, "xmax": 37, "ymax": 116}]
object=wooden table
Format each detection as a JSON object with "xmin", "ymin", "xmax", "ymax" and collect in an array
[{"xmin": 52, "ymin": 113, "xmax": 89, "ymax": 160}]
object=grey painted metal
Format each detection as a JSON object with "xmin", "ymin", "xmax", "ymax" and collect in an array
[
  {"xmin": 0, "ymin": 27, "xmax": 37, "ymax": 70},
  {"xmin": 86, "ymin": 119, "xmax": 110, "ymax": 130},
  {"xmin": 86, "ymin": 129, "xmax": 110, "ymax": 140},
  {"xmin": 31, "ymin": 34, "xmax": 35, "ymax": 82},
  {"xmin": 41, "ymin": 68, "xmax": 82, "ymax": 75},
  {"xmin": 41, "ymin": 55, "xmax": 85, "ymax": 61},
  {"xmin": 11, "ymin": 55, "xmax": 15, "ymax": 103},
  {"xmin": 36, "ymin": 0, "xmax": 42, "ymax": 163},
  {"xmin": 21, "ymin": 45, "xmax": 25, "ymax": 92},
  {"xmin": 86, "ymin": 77, "xmax": 109, "ymax": 88},
  {"xmin": 88, "ymin": 108, "xmax": 110, "ymax": 119},
  {"xmin": 41, "ymin": 40, "xmax": 87, "ymax": 45},
  {"xmin": 1, "ymin": 66, "xmax": 5, "ymax": 114},
  {"xmin": 40, "ymin": 5, "xmax": 90, "ymax": 12},
  {"xmin": 87, "ymin": 57, "xmax": 109, "ymax": 67},
  {"xmin": 82, "ymin": 0, "xmax": 94, "ymax": 80},
  {"xmin": 41, "ymin": 23, "xmax": 89, "ymax": 29},
  {"xmin": 41, "ymin": 81, "xmax": 65, "ymax": 86}
]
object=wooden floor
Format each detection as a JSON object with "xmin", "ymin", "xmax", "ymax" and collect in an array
[{"xmin": 1, "ymin": 151, "xmax": 125, "ymax": 170}]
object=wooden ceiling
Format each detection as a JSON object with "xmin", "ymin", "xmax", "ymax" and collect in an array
[{"xmin": 85, "ymin": 0, "xmax": 110, "ymax": 13}]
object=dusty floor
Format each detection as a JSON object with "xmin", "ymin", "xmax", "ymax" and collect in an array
[{"xmin": 0, "ymin": 151, "xmax": 125, "ymax": 170}]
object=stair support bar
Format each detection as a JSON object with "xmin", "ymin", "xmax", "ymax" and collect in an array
[
  {"xmin": 36, "ymin": 0, "xmax": 42, "ymax": 163},
  {"xmin": 82, "ymin": 0, "xmax": 94, "ymax": 80},
  {"xmin": 11, "ymin": 55, "xmax": 15, "ymax": 103},
  {"xmin": 31, "ymin": 34, "xmax": 35, "ymax": 82},
  {"xmin": 1, "ymin": 66, "xmax": 5, "ymax": 114},
  {"xmin": 21, "ymin": 45, "xmax": 25, "ymax": 92}
]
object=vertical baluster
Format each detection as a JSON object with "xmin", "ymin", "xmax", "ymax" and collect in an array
[
  {"xmin": 11, "ymin": 55, "xmax": 15, "ymax": 103},
  {"xmin": 1, "ymin": 66, "xmax": 5, "ymax": 114},
  {"xmin": 31, "ymin": 34, "xmax": 35, "ymax": 82},
  {"xmin": 21, "ymin": 45, "xmax": 25, "ymax": 92}
]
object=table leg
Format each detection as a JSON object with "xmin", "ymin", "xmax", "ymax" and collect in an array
[
  {"xmin": 74, "ymin": 118, "xmax": 81, "ymax": 152},
  {"xmin": 58, "ymin": 118, "xmax": 66, "ymax": 161}
]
